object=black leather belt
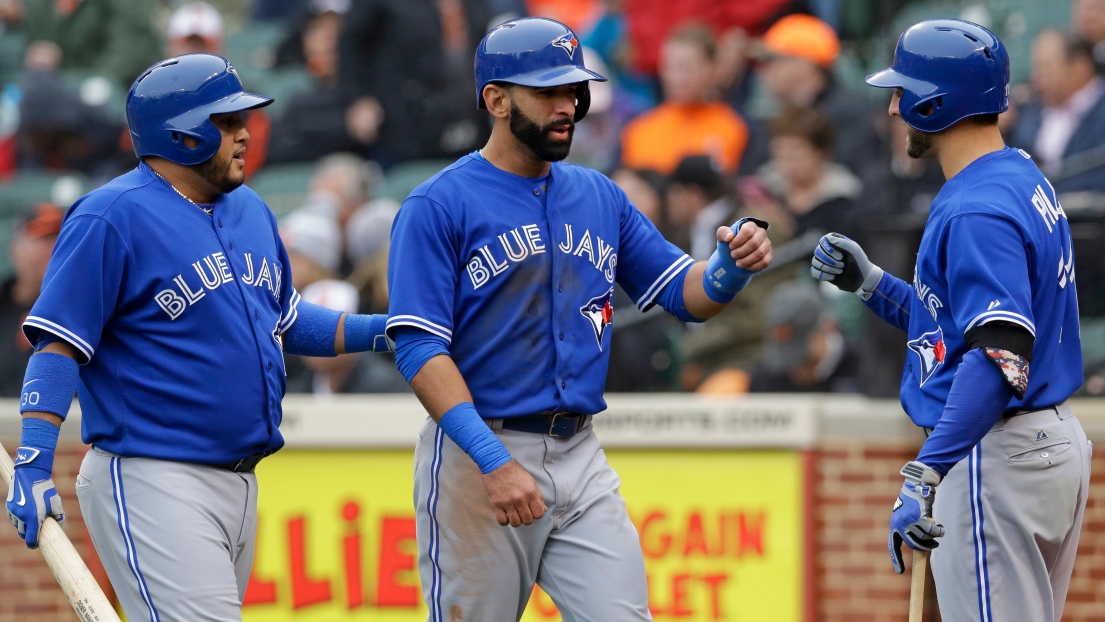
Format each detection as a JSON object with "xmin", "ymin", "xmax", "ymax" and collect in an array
[
  {"xmin": 210, "ymin": 450, "xmax": 274, "ymax": 473},
  {"xmin": 500, "ymin": 412, "xmax": 590, "ymax": 438}
]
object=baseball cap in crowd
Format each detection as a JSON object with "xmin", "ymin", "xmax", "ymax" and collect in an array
[
  {"xmin": 345, "ymin": 198, "xmax": 398, "ymax": 264},
  {"xmin": 18, "ymin": 203, "xmax": 64, "ymax": 239},
  {"xmin": 670, "ymin": 155, "xmax": 724, "ymax": 197},
  {"xmin": 280, "ymin": 209, "xmax": 342, "ymax": 274},
  {"xmin": 301, "ymin": 279, "xmax": 359, "ymax": 315},
  {"xmin": 167, "ymin": 2, "xmax": 224, "ymax": 48},
  {"xmin": 760, "ymin": 14, "xmax": 840, "ymax": 69},
  {"xmin": 761, "ymin": 281, "xmax": 827, "ymax": 374}
]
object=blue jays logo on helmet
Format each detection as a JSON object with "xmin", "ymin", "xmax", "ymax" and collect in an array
[
  {"xmin": 551, "ymin": 32, "xmax": 579, "ymax": 59},
  {"xmin": 580, "ymin": 287, "xmax": 614, "ymax": 350},
  {"xmin": 907, "ymin": 327, "xmax": 946, "ymax": 386}
]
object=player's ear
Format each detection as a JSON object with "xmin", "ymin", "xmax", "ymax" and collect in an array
[{"xmin": 483, "ymin": 84, "xmax": 512, "ymax": 120}]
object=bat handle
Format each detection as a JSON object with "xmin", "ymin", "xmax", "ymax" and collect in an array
[{"xmin": 908, "ymin": 548, "xmax": 931, "ymax": 622}]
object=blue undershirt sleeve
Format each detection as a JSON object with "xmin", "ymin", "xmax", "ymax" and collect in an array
[
  {"xmin": 653, "ymin": 263, "xmax": 705, "ymax": 323},
  {"xmin": 393, "ymin": 326, "xmax": 450, "ymax": 383},
  {"xmin": 862, "ymin": 272, "xmax": 913, "ymax": 333},
  {"xmin": 281, "ymin": 300, "xmax": 342, "ymax": 357},
  {"xmin": 915, "ymin": 348, "xmax": 1012, "ymax": 476}
]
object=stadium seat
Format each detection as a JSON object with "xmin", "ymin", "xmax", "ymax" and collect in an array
[
  {"xmin": 248, "ymin": 161, "xmax": 316, "ymax": 218},
  {"xmin": 0, "ymin": 170, "xmax": 88, "ymax": 216},
  {"xmin": 380, "ymin": 160, "xmax": 453, "ymax": 202},
  {"xmin": 223, "ymin": 21, "xmax": 289, "ymax": 80}
]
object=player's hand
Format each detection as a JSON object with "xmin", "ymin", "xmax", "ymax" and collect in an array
[
  {"xmin": 481, "ymin": 459, "xmax": 546, "ymax": 528},
  {"xmin": 5, "ymin": 447, "xmax": 65, "ymax": 549},
  {"xmin": 810, "ymin": 233, "xmax": 884, "ymax": 298},
  {"xmin": 719, "ymin": 218, "xmax": 773, "ymax": 272},
  {"xmin": 888, "ymin": 460, "xmax": 944, "ymax": 574}
]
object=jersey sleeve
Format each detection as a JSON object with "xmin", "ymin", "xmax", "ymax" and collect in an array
[
  {"xmin": 385, "ymin": 195, "xmax": 460, "ymax": 343},
  {"xmin": 943, "ymin": 213, "xmax": 1035, "ymax": 338},
  {"xmin": 23, "ymin": 215, "xmax": 128, "ymax": 364},
  {"xmin": 613, "ymin": 195, "xmax": 695, "ymax": 311}
]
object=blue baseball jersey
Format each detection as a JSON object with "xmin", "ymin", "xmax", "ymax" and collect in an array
[
  {"xmin": 23, "ymin": 162, "xmax": 300, "ymax": 463},
  {"xmin": 899, "ymin": 147, "xmax": 1082, "ymax": 427},
  {"xmin": 386, "ymin": 153, "xmax": 693, "ymax": 418}
]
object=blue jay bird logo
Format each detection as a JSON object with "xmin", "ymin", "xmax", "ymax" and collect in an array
[
  {"xmin": 580, "ymin": 288, "xmax": 614, "ymax": 350},
  {"xmin": 907, "ymin": 327, "xmax": 946, "ymax": 387},
  {"xmin": 551, "ymin": 33, "xmax": 579, "ymax": 59}
]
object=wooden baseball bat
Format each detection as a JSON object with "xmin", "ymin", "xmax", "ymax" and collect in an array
[
  {"xmin": 909, "ymin": 549, "xmax": 930, "ymax": 622},
  {"xmin": 1, "ymin": 440, "xmax": 122, "ymax": 622}
]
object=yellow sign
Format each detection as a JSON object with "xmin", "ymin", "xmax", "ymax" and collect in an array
[{"xmin": 244, "ymin": 449, "xmax": 804, "ymax": 621}]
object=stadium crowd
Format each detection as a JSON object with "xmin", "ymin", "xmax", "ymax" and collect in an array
[{"xmin": 0, "ymin": 0, "xmax": 1103, "ymax": 398}]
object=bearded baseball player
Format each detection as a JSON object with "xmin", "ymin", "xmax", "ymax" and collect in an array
[
  {"xmin": 385, "ymin": 17, "xmax": 772, "ymax": 621},
  {"xmin": 811, "ymin": 20, "xmax": 1090, "ymax": 622},
  {"xmin": 4, "ymin": 54, "xmax": 392, "ymax": 621}
]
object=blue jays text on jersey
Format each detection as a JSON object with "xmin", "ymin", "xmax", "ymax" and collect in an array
[
  {"xmin": 23, "ymin": 162, "xmax": 300, "ymax": 464},
  {"xmin": 386, "ymin": 153, "xmax": 693, "ymax": 419},
  {"xmin": 894, "ymin": 147, "xmax": 1082, "ymax": 427}
]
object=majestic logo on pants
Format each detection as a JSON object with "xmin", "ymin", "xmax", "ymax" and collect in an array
[
  {"xmin": 908, "ymin": 327, "xmax": 946, "ymax": 387},
  {"xmin": 580, "ymin": 287, "xmax": 614, "ymax": 350}
]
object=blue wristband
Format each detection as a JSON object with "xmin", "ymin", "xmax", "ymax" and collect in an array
[
  {"xmin": 20, "ymin": 352, "xmax": 79, "ymax": 420},
  {"xmin": 438, "ymin": 402, "xmax": 512, "ymax": 474},
  {"xmin": 701, "ymin": 218, "xmax": 766, "ymax": 302},
  {"xmin": 344, "ymin": 313, "xmax": 391, "ymax": 353},
  {"xmin": 17, "ymin": 417, "xmax": 61, "ymax": 472},
  {"xmin": 281, "ymin": 301, "xmax": 342, "ymax": 357}
]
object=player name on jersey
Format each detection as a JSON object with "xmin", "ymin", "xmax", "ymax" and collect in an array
[
  {"xmin": 155, "ymin": 251, "xmax": 282, "ymax": 320},
  {"xmin": 465, "ymin": 223, "xmax": 618, "ymax": 289}
]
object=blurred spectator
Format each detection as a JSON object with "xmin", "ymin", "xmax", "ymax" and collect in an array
[
  {"xmin": 1009, "ymin": 29, "xmax": 1105, "ymax": 193},
  {"xmin": 284, "ymin": 279, "xmax": 409, "ymax": 393},
  {"xmin": 252, "ymin": 0, "xmax": 303, "ymax": 22},
  {"xmin": 165, "ymin": 1, "xmax": 225, "ymax": 57},
  {"xmin": 745, "ymin": 14, "xmax": 888, "ymax": 204},
  {"xmin": 605, "ymin": 166, "xmax": 682, "ymax": 392},
  {"xmin": 1073, "ymin": 0, "xmax": 1105, "ymax": 69},
  {"xmin": 622, "ymin": 0, "xmax": 790, "ymax": 76},
  {"xmin": 580, "ymin": 0, "xmax": 658, "ymax": 120},
  {"xmin": 16, "ymin": 0, "xmax": 160, "ymax": 88},
  {"xmin": 620, "ymin": 24, "xmax": 749, "ymax": 173},
  {"xmin": 267, "ymin": 0, "xmax": 361, "ymax": 163},
  {"xmin": 0, "ymin": 203, "xmax": 61, "ymax": 396},
  {"xmin": 753, "ymin": 106, "xmax": 865, "ymax": 242},
  {"xmin": 746, "ymin": 280, "xmax": 861, "ymax": 393},
  {"xmin": 526, "ymin": 0, "xmax": 601, "ymax": 32},
  {"xmin": 337, "ymin": 0, "xmax": 492, "ymax": 167},
  {"xmin": 280, "ymin": 208, "xmax": 342, "ymax": 291},
  {"xmin": 344, "ymin": 194, "xmax": 398, "ymax": 313},
  {"xmin": 666, "ymin": 154, "xmax": 738, "ymax": 259},
  {"xmin": 564, "ymin": 47, "xmax": 620, "ymax": 172}
]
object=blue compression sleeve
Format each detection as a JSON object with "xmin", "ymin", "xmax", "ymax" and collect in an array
[
  {"xmin": 438, "ymin": 402, "xmax": 512, "ymax": 474},
  {"xmin": 343, "ymin": 314, "xmax": 391, "ymax": 353},
  {"xmin": 862, "ymin": 272, "xmax": 913, "ymax": 332},
  {"xmin": 20, "ymin": 352, "xmax": 79, "ymax": 420},
  {"xmin": 18, "ymin": 418, "xmax": 60, "ymax": 471},
  {"xmin": 393, "ymin": 327, "xmax": 450, "ymax": 383},
  {"xmin": 282, "ymin": 300, "xmax": 342, "ymax": 356},
  {"xmin": 654, "ymin": 264, "xmax": 706, "ymax": 323},
  {"xmin": 916, "ymin": 348, "xmax": 1011, "ymax": 476}
]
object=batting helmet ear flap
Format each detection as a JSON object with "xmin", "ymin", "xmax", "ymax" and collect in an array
[{"xmin": 574, "ymin": 82, "xmax": 591, "ymax": 122}]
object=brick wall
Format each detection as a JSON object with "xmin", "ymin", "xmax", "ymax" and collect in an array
[{"xmin": 3, "ymin": 435, "xmax": 1105, "ymax": 621}]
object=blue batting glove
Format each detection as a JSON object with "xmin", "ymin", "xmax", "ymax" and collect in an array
[
  {"xmin": 702, "ymin": 217, "xmax": 769, "ymax": 303},
  {"xmin": 6, "ymin": 445, "xmax": 64, "ymax": 549},
  {"xmin": 888, "ymin": 460, "xmax": 944, "ymax": 574}
]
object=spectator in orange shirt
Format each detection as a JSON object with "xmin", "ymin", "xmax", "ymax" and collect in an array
[{"xmin": 620, "ymin": 24, "xmax": 749, "ymax": 173}]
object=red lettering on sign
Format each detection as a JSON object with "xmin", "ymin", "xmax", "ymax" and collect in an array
[
  {"xmin": 738, "ymin": 511, "xmax": 764, "ymax": 557},
  {"xmin": 342, "ymin": 502, "xmax": 364, "ymax": 608},
  {"xmin": 288, "ymin": 516, "xmax": 332, "ymax": 609},
  {"xmin": 669, "ymin": 573, "xmax": 693, "ymax": 617},
  {"xmin": 243, "ymin": 518, "xmax": 277, "ymax": 605},
  {"xmin": 682, "ymin": 512, "xmax": 709, "ymax": 557},
  {"xmin": 376, "ymin": 516, "xmax": 418, "ymax": 607},
  {"xmin": 639, "ymin": 511, "xmax": 671, "ymax": 558},
  {"xmin": 701, "ymin": 573, "xmax": 728, "ymax": 619}
]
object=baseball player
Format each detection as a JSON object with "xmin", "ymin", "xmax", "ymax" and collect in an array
[
  {"xmin": 5, "ymin": 54, "xmax": 393, "ymax": 621},
  {"xmin": 385, "ymin": 17, "xmax": 773, "ymax": 621},
  {"xmin": 811, "ymin": 20, "xmax": 1090, "ymax": 621}
]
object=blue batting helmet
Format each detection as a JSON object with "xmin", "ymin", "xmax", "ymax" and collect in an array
[
  {"xmin": 866, "ymin": 19, "xmax": 1009, "ymax": 133},
  {"xmin": 126, "ymin": 54, "xmax": 273, "ymax": 166},
  {"xmin": 474, "ymin": 17, "xmax": 607, "ymax": 122}
]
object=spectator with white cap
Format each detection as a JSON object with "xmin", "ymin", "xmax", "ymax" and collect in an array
[
  {"xmin": 165, "ymin": 1, "xmax": 225, "ymax": 57},
  {"xmin": 279, "ymin": 208, "xmax": 342, "ymax": 291}
]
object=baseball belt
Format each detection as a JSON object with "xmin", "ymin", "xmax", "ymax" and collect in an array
[
  {"xmin": 491, "ymin": 412, "xmax": 591, "ymax": 438},
  {"xmin": 209, "ymin": 450, "xmax": 276, "ymax": 473}
]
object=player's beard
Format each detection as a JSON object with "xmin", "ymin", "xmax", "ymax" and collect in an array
[
  {"xmin": 510, "ymin": 101, "xmax": 574, "ymax": 162},
  {"xmin": 905, "ymin": 124, "xmax": 935, "ymax": 159},
  {"xmin": 193, "ymin": 149, "xmax": 245, "ymax": 195}
]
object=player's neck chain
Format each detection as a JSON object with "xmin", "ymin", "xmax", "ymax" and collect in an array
[{"xmin": 152, "ymin": 170, "xmax": 215, "ymax": 216}]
